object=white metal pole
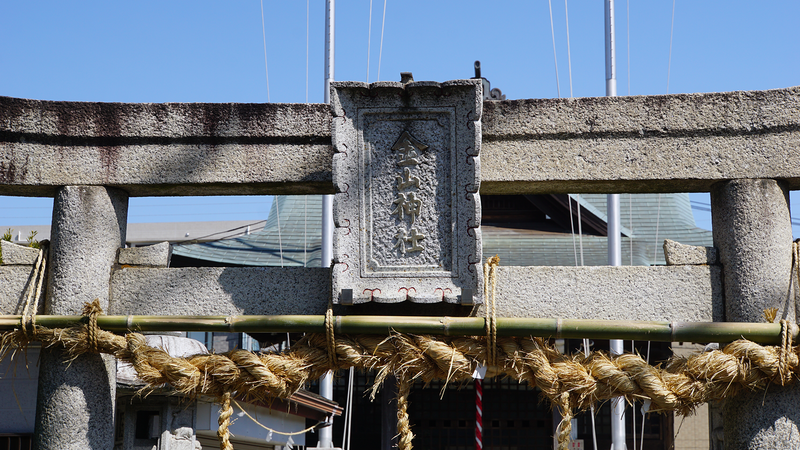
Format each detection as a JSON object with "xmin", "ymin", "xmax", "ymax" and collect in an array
[
  {"xmin": 321, "ymin": 0, "xmax": 335, "ymax": 268},
  {"xmin": 606, "ymin": 1, "xmax": 626, "ymax": 450},
  {"xmin": 605, "ymin": 0, "xmax": 620, "ymax": 269},
  {"xmin": 319, "ymin": 0, "xmax": 335, "ymax": 448}
]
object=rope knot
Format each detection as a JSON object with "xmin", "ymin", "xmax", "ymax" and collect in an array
[
  {"xmin": 325, "ymin": 301, "xmax": 338, "ymax": 368},
  {"xmin": 83, "ymin": 298, "xmax": 103, "ymax": 353}
]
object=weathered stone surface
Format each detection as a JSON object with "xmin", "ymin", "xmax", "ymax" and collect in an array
[
  {"xmin": 480, "ymin": 86, "xmax": 800, "ymax": 194},
  {"xmin": 47, "ymin": 186, "xmax": 128, "ymax": 313},
  {"xmin": 712, "ymin": 179, "xmax": 799, "ymax": 450},
  {"xmin": 331, "ymin": 80, "xmax": 482, "ymax": 304},
  {"xmin": 0, "ymin": 265, "xmax": 44, "ymax": 315},
  {"xmin": 36, "ymin": 186, "xmax": 127, "ymax": 450},
  {"xmin": 0, "ymin": 240, "xmax": 40, "ymax": 265},
  {"xmin": 712, "ymin": 179, "xmax": 794, "ymax": 322},
  {"xmin": 0, "ymin": 97, "xmax": 332, "ymax": 196},
  {"xmin": 108, "ymin": 265, "xmax": 720, "ymax": 321},
  {"xmin": 117, "ymin": 241, "xmax": 171, "ymax": 267},
  {"xmin": 33, "ymin": 350, "xmax": 116, "ymax": 450},
  {"xmin": 482, "ymin": 265, "xmax": 722, "ymax": 321},
  {"xmin": 3, "ymin": 86, "xmax": 800, "ymax": 196},
  {"xmin": 723, "ymin": 386, "xmax": 800, "ymax": 449},
  {"xmin": 663, "ymin": 239, "xmax": 718, "ymax": 265},
  {"xmin": 109, "ymin": 267, "xmax": 331, "ymax": 315}
]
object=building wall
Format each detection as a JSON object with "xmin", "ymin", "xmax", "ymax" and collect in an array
[
  {"xmin": 0, "ymin": 345, "xmax": 39, "ymax": 434},
  {"xmin": 673, "ymin": 342, "xmax": 710, "ymax": 450}
]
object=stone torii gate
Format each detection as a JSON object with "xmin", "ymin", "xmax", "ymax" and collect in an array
[{"xmin": 1, "ymin": 81, "xmax": 800, "ymax": 449}]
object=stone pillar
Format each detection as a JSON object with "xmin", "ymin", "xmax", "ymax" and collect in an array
[
  {"xmin": 710, "ymin": 179, "xmax": 799, "ymax": 449},
  {"xmin": 34, "ymin": 186, "xmax": 128, "ymax": 450}
]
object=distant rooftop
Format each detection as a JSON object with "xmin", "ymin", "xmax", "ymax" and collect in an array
[
  {"xmin": 1, "ymin": 220, "xmax": 260, "ymax": 247},
  {"xmin": 171, "ymin": 196, "xmax": 321, "ymax": 267},
  {"xmin": 172, "ymin": 193, "xmax": 712, "ymax": 267}
]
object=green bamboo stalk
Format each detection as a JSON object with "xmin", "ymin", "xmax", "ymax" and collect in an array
[{"xmin": 0, "ymin": 314, "xmax": 793, "ymax": 344}]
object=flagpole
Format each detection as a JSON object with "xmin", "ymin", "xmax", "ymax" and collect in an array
[
  {"xmin": 318, "ymin": 0, "xmax": 336, "ymax": 448},
  {"xmin": 606, "ymin": 1, "xmax": 627, "ymax": 450}
]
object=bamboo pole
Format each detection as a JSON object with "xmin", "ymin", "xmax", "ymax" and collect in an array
[{"xmin": 0, "ymin": 315, "xmax": 794, "ymax": 344}]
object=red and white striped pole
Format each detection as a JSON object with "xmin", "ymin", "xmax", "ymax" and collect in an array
[{"xmin": 475, "ymin": 378, "xmax": 483, "ymax": 450}]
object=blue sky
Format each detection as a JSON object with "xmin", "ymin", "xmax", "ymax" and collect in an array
[{"xmin": 1, "ymin": 1, "xmax": 799, "ymax": 233}]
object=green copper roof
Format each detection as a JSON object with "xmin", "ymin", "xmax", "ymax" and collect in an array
[
  {"xmin": 173, "ymin": 193, "xmax": 712, "ymax": 267},
  {"xmin": 172, "ymin": 196, "xmax": 321, "ymax": 267}
]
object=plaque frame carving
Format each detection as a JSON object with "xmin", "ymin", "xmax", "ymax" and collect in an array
[{"xmin": 331, "ymin": 80, "xmax": 482, "ymax": 304}]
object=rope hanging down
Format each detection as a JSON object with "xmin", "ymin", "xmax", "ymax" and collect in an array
[
  {"xmin": 20, "ymin": 244, "xmax": 47, "ymax": 336},
  {"xmin": 2, "ymin": 303, "xmax": 800, "ymax": 450}
]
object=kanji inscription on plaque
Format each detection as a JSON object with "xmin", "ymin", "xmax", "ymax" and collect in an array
[{"xmin": 331, "ymin": 80, "xmax": 483, "ymax": 304}]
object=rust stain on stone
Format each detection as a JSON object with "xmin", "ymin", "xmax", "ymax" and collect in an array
[
  {"xmin": 0, "ymin": 159, "xmax": 15, "ymax": 183},
  {"xmin": 0, "ymin": 149, "xmax": 29, "ymax": 184},
  {"xmin": 95, "ymin": 103, "xmax": 123, "ymax": 181}
]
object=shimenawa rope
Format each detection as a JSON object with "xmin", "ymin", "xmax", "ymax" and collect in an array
[
  {"xmin": 6, "ymin": 242, "xmax": 800, "ymax": 449},
  {"xmin": 6, "ymin": 304, "xmax": 800, "ymax": 450}
]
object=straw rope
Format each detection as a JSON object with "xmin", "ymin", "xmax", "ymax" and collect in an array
[
  {"xmin": 20, "ymin": 246, "xmax": 46, "ymax": 335},
  {"xmin": 326, "ymin": 301, "xmax": 338, "ymax": 367},
  {"xmin": 84, "ymin": 299, "xmax": 103, "ymax": 353},
  {"xmin": 484, "ymin": 255, "xmax": 500, "ymax": 367},
  {"xmin": 218, "ymin": 392, "xmax": 234, "ymax": 450},
  {"xmin": 397, "ymin": 376, "xmax": 414, "ymax": 450},
  {"xmin": 4, "ymin": 309, "xmax": 800, "ymax": 450},
  {"xmin": 556, "ymin": 392, "xmax": 573, "ymax": 448},
  {"xmin": 794, "ymin": 240, "xmax": 800, "ymax": 295},
  {"xmin": 5, "ymin": 244, "xmax": 800, "ymax": 448}
]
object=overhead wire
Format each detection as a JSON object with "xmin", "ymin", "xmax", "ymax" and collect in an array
[
  {"xmin": 275, "ymin": 196, "xmax": 284, "ymax": 267},
  {"xmin": 170, "ymin": 220, "xmax": 267, "ymax": 246},
  {"xmin": 547, "ymin": 0, "xmax": 561, "ymax": 98},
  {"xmin": 691, "ymin": 200, "xmax": 800, "ymax": 225},
  {"xmin": 259, "ymin": 0, "xmax": 271, "ymax": 102},
  {"xmin": 342, "ymin": 367, "xmax": 355, "ymax": 450},
  {"xmin": 653, "ymin": 194, "xmax": 663, "ymax": 263},
  {"xmin": 640, "ymin": 341, "xmax": 651, "ymax": 449},
  {"xmin": 569, "ymin": 196, "xmax": 578, "ymax": 266},
  {"xmin": 563, "ymin": 2, "xmax": 582, "ymax": 266},
  {"xmin": 128, "ymin": 212, "xmax": 265, "ymax": 219},
  {"xmin": 366, "ymin": 0, "xmax": 373, "ymax": 82},
  {"xmin": 653, "ymin": 0, "xmax": 677, "ymax": 265},
  {"xmin": 582, "ymin": 338, "xmax": 599, "ymax": 450},
  {"xmin": 377, "ymin": 0, "xmax": 388, "ymax": 81}
]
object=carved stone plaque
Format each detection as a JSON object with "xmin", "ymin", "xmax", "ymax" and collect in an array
[{"xmin": 331, "ymin": 80, "xmax": 482, "ymax": 304}]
